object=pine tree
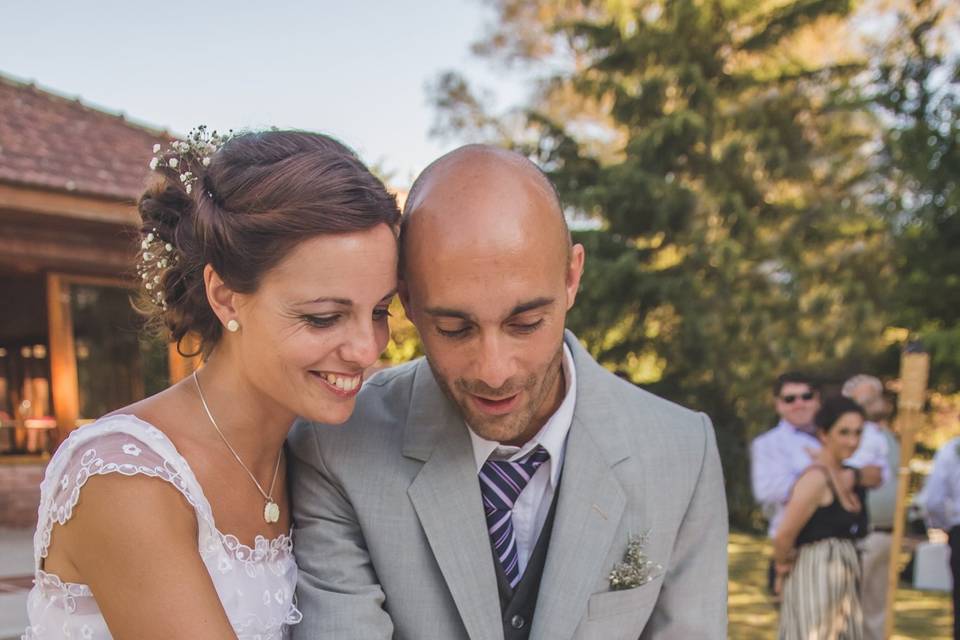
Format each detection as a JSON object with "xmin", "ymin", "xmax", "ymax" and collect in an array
[
  {"xmin": 871, "ymin": 0, "xmax": 960, "ymax": 388},
  {"xmin": 432, "ymin": 0, "xmax": 895, "ymax": 527}
]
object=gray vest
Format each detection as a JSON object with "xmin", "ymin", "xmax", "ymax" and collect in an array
[{"xmin": 490, "ymin": 484, "xmax": 561, "ymax": 640}]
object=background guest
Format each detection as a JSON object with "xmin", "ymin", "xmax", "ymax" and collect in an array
[
  {"xmin": 774, "ymin": 396, "xmax": 869, "ymax": 639},
  {"xmin": 919, "ymin": 432, "xmax": 960, "ymax": 639},
  {"xmin": 751, "ymin": 372, "xmax": 884, "ymax": 594},
  {"xmin": 843, "ymin": 374, "xmax": 899, "ymax": 640}
]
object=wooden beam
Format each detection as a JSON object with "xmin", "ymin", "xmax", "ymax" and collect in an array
[
  {"xmin": 0, "ymin": 182, "xmax": 138, "ymax": 225},
  {"xmin": 45, "ymin": 273, "xmax": 79, "ymax": 439}
]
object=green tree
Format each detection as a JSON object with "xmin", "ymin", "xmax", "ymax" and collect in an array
[
  {"xmin": 432, "ymin": 0, "xmax": 895, "ymax": 528},
  {"xmin": 870, "ymin": 0, "xmax": 960, "ymax": 389}
]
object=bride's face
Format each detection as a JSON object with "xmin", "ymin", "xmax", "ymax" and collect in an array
[{"xmin": 232, "ymin": 223, "xmax": 397, "ymax": 424}]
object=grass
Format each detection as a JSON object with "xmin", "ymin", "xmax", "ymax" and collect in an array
[{"xmin": 728, "ymin": 531, "xmax": 953, "ymax": 639}]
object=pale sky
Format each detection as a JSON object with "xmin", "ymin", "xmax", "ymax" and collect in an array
[{"xmin": 0, "ymin": 0, "xmax": 530, "ymax": 188}]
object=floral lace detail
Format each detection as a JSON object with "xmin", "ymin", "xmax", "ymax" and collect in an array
[
  {"xmin": 37, "ymin": 436, "xmax": 193, "ymax": 564},
  {"xmin": 24, "ymin": 415, "xmax": 300, "ymax": 639},
  {"xmin": 213, "ymin": 530, "xmax": 295, "ymax": 577},
  {"xmin": 32, "ymin": 570, "xmax": 92, "ymax": 613}
]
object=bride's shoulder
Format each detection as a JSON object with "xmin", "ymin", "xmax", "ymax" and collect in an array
[
  {"xmin": 43, "ymin": 410, "xmax": 198, "ymax": 507},
  {"xmin": 54, "ymin": 413, "xmax": 175, "ymax": 465}
]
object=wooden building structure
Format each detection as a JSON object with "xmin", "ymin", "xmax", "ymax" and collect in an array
[{"xmin": 0, "ymin": 73, "xmax": 190, "ymax": 525}]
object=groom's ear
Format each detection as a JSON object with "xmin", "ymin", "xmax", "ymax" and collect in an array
[{"xmin": 398, "ymin": 278, "xmax": 413, "ymax": 318}]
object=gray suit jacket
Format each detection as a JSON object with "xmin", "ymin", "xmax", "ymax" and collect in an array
[{"xmin": 289, "ymin": 332, "xmax": 728, "ymax": 639}]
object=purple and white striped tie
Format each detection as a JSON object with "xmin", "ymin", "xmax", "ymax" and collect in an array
[{"xmin": 478, "ymin": 446, "xmax": 550, "ymax": 589}]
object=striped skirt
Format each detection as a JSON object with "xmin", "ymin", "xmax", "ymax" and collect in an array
[{"xmin": 779, "ymin": 537, "xmax": 863, "ymax": 640}]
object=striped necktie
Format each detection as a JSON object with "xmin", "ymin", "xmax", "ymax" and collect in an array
[{"xmin": 478, "ymin": 446, "xmax": 551, "ymax": 589}]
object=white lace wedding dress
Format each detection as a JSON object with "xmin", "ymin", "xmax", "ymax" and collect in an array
[{"xmin": 22, "ymin": 414, "xmax": 302, "ymax": 639}]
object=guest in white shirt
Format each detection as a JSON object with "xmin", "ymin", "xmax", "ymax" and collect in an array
[
  {"xmin": 750, "ymin": 372, "xmax": 886, "ymax": 592},
  {"xmin": 920, "ymin": 435, "xmax": 960, "ymax": 640},
  {"xmin": 843, "ymin": 374, "xmax": 899, "ymax": 640}
]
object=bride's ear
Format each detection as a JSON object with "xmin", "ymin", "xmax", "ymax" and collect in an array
[{"xmin": 203, "ymin": 265, "xmax": 241, "ymax": 331}]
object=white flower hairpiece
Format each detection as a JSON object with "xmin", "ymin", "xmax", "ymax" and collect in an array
[
  {"xmin": 148, "ymin": 125, "xmax": 233, "ymax": 195},
  {"xmin": 137, "ymin": 229, "xmax": 177, "ymax": 309}
]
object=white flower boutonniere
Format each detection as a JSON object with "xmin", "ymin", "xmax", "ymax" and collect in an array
[{"xmin": 608, "ymin": 532, "xmax": 662, "ymax": 591}]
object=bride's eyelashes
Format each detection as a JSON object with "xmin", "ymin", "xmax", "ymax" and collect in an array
[
  {"xmin": 301, "ymin": 314, "xmax": 340, "ymax": 329},
  {"xmin": 300, "ymin": 306, "xmax": 392, "ymax": 329}
]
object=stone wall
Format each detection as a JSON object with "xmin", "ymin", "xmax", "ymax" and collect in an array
[{"xmin": 0, "ymin": 463, "xmax": 44, "ymax": 528}]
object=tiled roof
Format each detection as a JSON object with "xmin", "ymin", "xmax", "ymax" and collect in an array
[{"xmin": 0, "ymin": 73, "xmax": 170, "ymax": 201}]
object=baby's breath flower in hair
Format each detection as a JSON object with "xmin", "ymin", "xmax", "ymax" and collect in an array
[
  {"xmin": 148, "ymin": 125, "xmax": 233, "ymax": 195},
  {"xmin": 140, "ymin": 126, "xmax": 232, "ymax": 311},
  {"xmin": 136, "ymin": 229, "xmax": 177, "ymax": 309}
]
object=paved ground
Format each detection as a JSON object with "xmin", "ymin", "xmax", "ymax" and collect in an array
[{"xmin": 0, "ymin": 527, "xmax": 33, "ymax": 640}]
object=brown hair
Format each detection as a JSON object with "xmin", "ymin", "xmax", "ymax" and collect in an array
[
  {"xmin": 137, "ymin": 130, "xmax": 400, "ymax": 356},
  {"xmin": 814, "ymin": 396, "xmax": 865, "ymax": 433}
]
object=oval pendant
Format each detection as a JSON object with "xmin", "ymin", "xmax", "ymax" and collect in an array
[{"xmin": 264, "ymin": 500, "xmax": 280, "ymax": 524}]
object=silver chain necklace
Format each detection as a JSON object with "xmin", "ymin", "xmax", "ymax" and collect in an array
[{"xmin": 193, "ymin": 371, "xmax": 282, "ymax": 524}]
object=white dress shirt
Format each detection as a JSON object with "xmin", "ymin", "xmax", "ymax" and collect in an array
[
  {"xmin": 750, "ymin": 418, "xmax": 890, "ymax": 537},
  {"xmin": 469, "ymin": 344, "xmax": 576, "ymax": 575},
  {"xmin": 920, "ymin": 437, "xmax": 960, "ymax": 531}
]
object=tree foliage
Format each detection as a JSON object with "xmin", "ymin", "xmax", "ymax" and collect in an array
[
  {"xmin": 870, "ymin": 0, "xmax": 960, "ymax": 388},
  {"xmin": 431, "ymin": 0, "xmax": 906, "ymax": 528}
]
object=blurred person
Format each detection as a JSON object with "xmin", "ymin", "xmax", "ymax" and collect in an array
[
  {"xmin": 22, "ymin": 130, "xmax": 400, "ymax": 639},
  {"xmin": 751, "ymin": 372, "xmax": 885, "ymax": 593},
  {"xmin": 774, "ymin": 396, "xmax": 869, "ymax": 639},
  {"xmin": 919, "ymin": 432, "xmax": 960, "ymax": 639},
  {"xmin": 843, "ymin": 374, "xmax": 899, "ymax": 640}
]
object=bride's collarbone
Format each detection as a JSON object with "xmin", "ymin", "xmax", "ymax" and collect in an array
[
  {"xmin": 188, "ymin": 450, "xmax": 291, "ymax": 545},
  {"xmin": 141, "ymin": 405, "xmax": 292, "ymax": 546}
]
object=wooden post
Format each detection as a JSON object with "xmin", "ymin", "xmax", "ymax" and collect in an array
[
  {"xmin": 46, "ymin": 273, "xmax": 79, "ymax": 440},
  {"xmin": 883, "ymin": 345, "xmax": 930, "ymax": 639}
]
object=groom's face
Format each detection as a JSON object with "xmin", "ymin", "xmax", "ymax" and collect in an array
[{"xmin": 400, "ymin": 149, "xmax": 584, "ymax": 446}]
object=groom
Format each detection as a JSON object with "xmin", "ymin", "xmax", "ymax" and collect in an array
[{"xmin": 289, "ymin": 145, "xmax": 728, "ymax": 639}]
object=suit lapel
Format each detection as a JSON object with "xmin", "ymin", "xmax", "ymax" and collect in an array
[
  {"xmin": 530, "ymin": 333, "xmax": 633, "ymax": 640},
  {"xmin": 404, "ymin": 361, "xmax": 503, "ymax": 640}
]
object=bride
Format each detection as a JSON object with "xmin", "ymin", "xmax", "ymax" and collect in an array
[{"xmin": 23, "ymin": 129, "xmax": 400, "ymax": 639}]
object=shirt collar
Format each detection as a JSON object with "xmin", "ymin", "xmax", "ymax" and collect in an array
[
  {"xmin": 777, "ymin": 418, "xmax": 818, "ymax": 438},
  {"xmin": 468, "ymin": 343, "xmax": 576, "ymax": 488}
]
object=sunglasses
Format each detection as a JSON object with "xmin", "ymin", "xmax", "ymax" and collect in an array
[{"xmin": 780, "ymin": 392, "xmax": 815, "ymax": 404}]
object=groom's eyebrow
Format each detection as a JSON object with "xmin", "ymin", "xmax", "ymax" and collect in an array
[
  {"xmin": 424, "ymin": 297, "xmax": 554, "ymax": 320},
  {"xmin": 509, "ymin": 297, "xmax": 554, "ymax": 316},
  {"xmin": 424, "ymin": 307, "xmax": 472, "ymax": 320}
]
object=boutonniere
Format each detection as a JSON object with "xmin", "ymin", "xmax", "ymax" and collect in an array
[{"xmin": 608, "ymin": 532, "xmax": 662, "ymax": 591}]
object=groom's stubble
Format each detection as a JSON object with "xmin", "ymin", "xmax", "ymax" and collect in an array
[{"xmin": 425, "ymin": 342, "xmax": 566, "ymax": 446}]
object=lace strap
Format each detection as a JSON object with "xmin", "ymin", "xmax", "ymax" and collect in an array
[{"xmin": 34, "ymin": 415, "xmax": 214, "ymax": 568}]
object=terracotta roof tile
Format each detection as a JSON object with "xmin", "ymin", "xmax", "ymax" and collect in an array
[{"xmin": 0, "ymin": 73, "xmax": 171, "ymax": 201}]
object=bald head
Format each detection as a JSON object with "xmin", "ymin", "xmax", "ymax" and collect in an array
[
  {"xmin": 399, "ymin": 145, "xmax": 570, "ymax": 276},
  {"xmin": 397, "ymin": 145, "xmax": 585, "ymax": 446}
]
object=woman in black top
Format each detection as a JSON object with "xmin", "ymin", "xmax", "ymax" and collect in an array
[{"xmin": 773, "ymin": 396, "xmax": 868, "ymax": 640}]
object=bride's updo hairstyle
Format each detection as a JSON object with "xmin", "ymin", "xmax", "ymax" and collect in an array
[{"xmin": 136, "ymin": 129, "xmax": 400, "ymax": 357}]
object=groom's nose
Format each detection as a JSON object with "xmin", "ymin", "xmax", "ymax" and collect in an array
[{"xmin": 474, "ymin": 333, "xmax": 517, "ymax": 390}]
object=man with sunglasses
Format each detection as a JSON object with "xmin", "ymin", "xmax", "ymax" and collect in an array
[{"xmin": 750, "ymin": 372, "xmax": 886, "ymax": 593}]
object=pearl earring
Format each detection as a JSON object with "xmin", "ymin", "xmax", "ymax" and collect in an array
[{"xmin": 226, "ymin": 319, "xmax": 240, "ymax": 333}]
